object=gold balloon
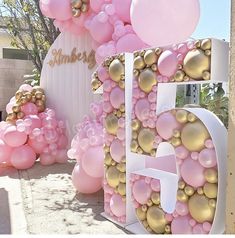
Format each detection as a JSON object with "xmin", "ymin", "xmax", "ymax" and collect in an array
[
  {"xmin": 143, "ymin": 220, "xmax": 148, "ymax": 228},
  {"xmin": 177, "ymin": 190, "xmax": 188, "ymax": 202},
  {"xmin": 202, "ymin": 71, "xmax": 211, "ymax": 81},
  {"xmin": 35, "ymin": 91, "xmax": 43, "ymax": 99},
  {"xmin": 36, "ymin": 100, "xmax": 44, "ymax": 107},
  {"xmin": 15, "ymin": 91, "xmax": 23, "ymax": 100},
  {"xmin": 132, "ymin": 131, "xmax": 138, "ymax": 139},
  {"xmin": 174, "ymin": 70, "xmax": 185, "ymax": 82},
  {"xmin": 183, "ymin": 49, "xmax": 210, "ymax": 80},
  {"xmin": 118, "ymin": 183, "xmax": 126, "ymax": 196},
  {"xmin": 146, "ymin": 206, "xmax": 167, "ymax": 234},
  {"xmin": 118, "ymin": 81, "xmax": 125, "ymax": 89},
  {"xmin": 204, "ymin": 169, "xmax": 218, "ymax": 183},
  {"xmin": 144, "ymin": 50, "xmax": 157, "ymax": 65},
  {"xmin": 116, "ymin": 163, "xmax": 126, "ymax": 172},
  {"xmin": 151, "ymin": 192, "xmax": 160, "ymax": 205},
  {"xmin": 197, "ymin": 187, "xmax": 204, "ymax": 195},
  {"xmin": 165, "ymin": 225, "xmax": 171, "ymax": 234},
  {"xmin": 91, "ymin": 78, "xmax": 101, "ymax": 91},
  {"xmin": 17, "ymin": 111, "xmax": 25, "ymax": 119},
  {"xmin": 31, "ymin": 96, "xmax": 36, "ymax": 103},
  {"xmin": 20, "ymin": 97, "xmax": 27, "ymax": 105},
  {"xmin": 132, "ymin": 119, "xmax": 141, "ymax": 131},
  {"xmin": 136, "ymin": 207, "xmax": 147, "ymax": 221},
  {"xmin": 8, "ymin": 113, "xmax": 17, "ymax": 120},
  {"xmin": 138, "ymin": 129, "xmax": 155, "ymax": 154},
  {"xmin": 155, "ymin": 48, "xmax": 162, "ymax": 55},
  {"xmin": 203, "ymin": 183, "xmax": 218, "ymax": 199},
  {"xmin": 106, "ymin": 166, "xmax": 119, "ymax": 188},
  {"xmin": 72, "ymin": 0, "xmax": 82, "ymax": 8},
  {"xmin": 188, "ymin": 194, "xmax": 215, "ymax": 223},
  {"xmin": 176, "ymin": 110, "xmax": 188, "ymax": 123},
  {"xmin": 134, "ymin": 56, "xmax": 146, "ymax": 70},
  {"xmin": 81, "ymin": 3, "xmax": 89, "ymax": 13},
  {"xmin": 109, "ymin": 59, "xmax": 124, "ymax": 82},
  {"xmin": 119, "ymin": 173, "xmax": 126, "ymax": 183},
  {"xmin": 142, "ymin": 205, "xmax": 148, "ymax": 212},
  {"xmin": 105, "ymin": 114, "xmax": 119, "ymax": 135},
  {"xmin": 37, "ymin": 105, "xmax": 45, "ymax": 113},
  {"xmin": 171, "ymin": 138, "xmax": 181, "ymax": 147},
  {"xmin": 187, "ymin": 113, "xmax": 197, "ymax": 122},
  {"xmin": 181, "ymin": 121, "xmax": 210, "ymax": 152},
  {"xmin": 138, "ymin": 69, "xmax": 157, "ymax": 93},
  {"xmin": 12, "ymin": 105, "xmax": 20, "ymax": 113},
  {"xmin": 185, "ymin": 186, "xmax": 195, "ymax": 196},
  {"xmin": 209, "ymin": 199, "xmax": 216, "ymax": 208},
  {"xmin": 147, "ymin": 199, "xmax": 153, "ymax": 207},
  {"xmin": 25, "ymin": 92, "xmax": 32, "ymax": 101},
  {"xmin": 178, "ymin": 180, "xmax": 186, "ymax": 189},
  {"xmin": 201, "ymin": 39, "xmax": 212, "ymax": 51},
  {"xmin": 105, "ymin": 153, "xmax": 112, "ymax": 166}
]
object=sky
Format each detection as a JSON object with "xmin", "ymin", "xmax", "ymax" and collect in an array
[{"xmin": 192, "ymin": 0, "xmax": 231, "ymax": 41}]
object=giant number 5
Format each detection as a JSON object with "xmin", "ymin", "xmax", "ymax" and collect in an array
[{"xmin": 92, "ymin": 38, "xmax": 229, "ymax": 234}]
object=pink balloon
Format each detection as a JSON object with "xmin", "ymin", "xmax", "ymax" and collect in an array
[
  {"xmin": 72, "ymin": 164, "xmax": 103, "ymax": 194},
  {"xmin": 112, "ymin": 0, "xmax": 132, "ymax": 23},
  {"xmin": 171, "ymin": 215, "xmax": 192, "ymax": 234},
  {"xmin": 42, "ymin": 117, "xmax": 57, "ymax": 129},
  {"xmin": 110, "ymin": 87, "xmax": 124, "ymax": 109},
  {"xmin": 181, "ymin": 158, "xmax": 205, "ymax": 188},
  {"xmin": 90, "ymin": 0, "xmax": 104, "ymax": 13},
  {"xmin": 19, "ymin": 84, "xmax": 33, "ymax": 92},
  {"xmin": 158, "ymin": 50, "xmax": 178, "ymax": 77},
  {"xmin": 6, "ymin": 102, "xmax": 14, "ymax": 114},
  {"xmin": 175, "ymin": 202, "xmax": 189, "ymax": 216},
  {"xmin": 4, "ymin": 126, "xmax": 28, "ymax": 147},
  {"xmin": 110, "ymin": 139, "xmax": 125, "ymax": 163},
  {"xmin": 156, "ymin": 112, "xmax": 181, "ymax": 140},
  {"xmin": 81, "ymin": 146, "xmax": 104, "ymax": 178},
  {"xmin": 130, "ymin": 0, "xmax": 200, "ymax": 46},
  {"xmin": 150, "ymin": 179, "xmax": 160, "ymax": 192},
  {"xmin": 0, "ymin": 139, "xmax": 12, "ymax": 163},
  {"xmin": 198, "ymin": 149, "xmax": 217, "ymax": 168},
  {"xmin": 132, "ymin": 179, "xmax": 152, "ymax": 204},
  {"xmin": 55, "ymin": 149, "xmax": 68, "ymax": 164},
  {"xmin": 28, "ymin": 138, "xmax": 47, "ymax": 154},
  {"xmin": 40, "ymin": 153, "xmax": 56, "ymax": 166},
  {"xmin": 57, "ymin": 135, "xmax": 68, "ymax": 149},
  {"xmin": 10, "ymin": 145, "xmax": 36, "ymax": 170},
  {"xmin": 135, "ymin": 98, "xmax": 150, "ymax": 121},
  {"xmin": 24, "ymin": 115, "xmax": 42, "ymax": 130},
  {"xmin": 193, "ymin": 224, "xmax": 207, "ymax": 234},
  {"xmin": 175, "ymin": 146, "xmax": 189, "ymax": 160},
  {"xmin": 44, "ymin": 129, "xmax": 58, "ymax": 143},
  {"xmin": 116, "ymin": 33, "xmax": 146, "ymax": 54},
  {"xmin": 21, "ymin": 103, "xmax": 38, "ymax": 115},
  {"xmin": 110, "ymin": 194, "xmax": 126, "ymax": 217}
]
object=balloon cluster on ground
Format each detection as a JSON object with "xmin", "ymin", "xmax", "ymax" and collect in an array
[
  {"xmin": 39, "ymin": 0, "xmax": 200, "ymax": 64},
  {"xmin": 68, "ymin": 101, "xmax": 104, "ymax": 194},
  {"xmin": 0, "ymin": 84, "xmax": 68, "ymax": 169}
]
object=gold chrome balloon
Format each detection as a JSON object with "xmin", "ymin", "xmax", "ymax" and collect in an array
[
  {"xmin": 177, "ymin": 190, "xmax": 188, "ymax": 202},
  {"xmin": 188, "ymin": 194, "xmax": 215, "ymax": 223},
  {"xmin": 144, "ymin": 50, "xmax": 157, "ymax": 65},
  {"xmin": 202, "ymin": 71, "xmax": 211, "ymax": 80},
  {"xmin": 81, "ymin": 3, "xmax": 89, "ymax": 12},
  {"xmin": 147, "ymin": 199, "xmax": 153, "ymax": 207},
  {"xmin": 105, "ymin": 114, "xmax": 119, "ymax": 135},
  {"xmin": 134, "ymin": 56, "xmax": 146, "ymax": 70},
  {"xmin": 201, "ymin": 39, "xmax": 212, "ymax": 51},
  {"xmin": 174, "ymin": 70, "xmax": 185, "ymax": 82},
  {"xmin": 203, "ymin": 183, "xmax": 217, "ymax": 199},
  {"xmin": 204, "ymin": 169, "xmax": 218, "ymax": 183},
  {"xmin": 15, "ymin": 91, "xmax": 23, "ymax": 100},
  {"xmin": 176, "ymin": 110, "xmax": 188, "ymax": 123},
  {"xmin": 146, "ymin": 206, "xmax": 167, "ymax": 234},
  {"xmin": 151, "ymin": 192, "xmax": 160, "ymax": 205},
  {"xmin": 106, "ymin": 166, "xmax": 119, "ymax": 188},
  {"xmin": 17, "ymin": 111, "xmax": 25, "ymax": 119},
  {"xmin": 12, "ymin": 105, "xmax": 20, "ymax": 113},
  {"xmin": 138, "ymin": 69, "xmax": 157, "ymax": 93},
  {"xmin": 171, "ymin": 138, "xmax": 181, "ymax": 147},
  {"xmin": 109, "ymin": 59, "xmax": 124, "ymax": 82},
  {"xmin": 181, "ymin": 121, "xmax": 210, "ymax": 152},
  {"xmin": 187, "ymin": 113, "xmax": 197, "ymax": 122},
  {"xmin": 118, "ymin": 183, "xmax": 126, "ymax": 196},
  {"xmin": 72, "ymin": 0, "xmax": 83, "ymax": 8},
  {"xmin": 138, "ymin": 128, "xmax": 155, "ymax": 153},
  {"xmin": 116, "ymin": 163, "xmax": 126, "ymax": 173},
  {"xmin": 132, "ymin": 119, "xmax": 141, "ymax": 131},
  {"xmin": 104, "ymin": 153, "xmax": 112, "ymax": 166},
  {"xmin": 136, "ymin": 207, "xmax": 147, "ymax": 221},
  {"xmin": 178, "ymin": 180, "xmax": 186, "ymax": 189},
  {"xmin": 183, "ymin": 49, "xmax": 210, "ymax": 80},
  {"xmin": 185, "ymin": 186, "xmax": 195, "ymax": 196},
  {"xmin": 119, "ymin": 173, "xmax": 126, "ymax": 183},
  {"xmin": 209, "ymin": 199, "xmax": 216, "ymax": 208}
]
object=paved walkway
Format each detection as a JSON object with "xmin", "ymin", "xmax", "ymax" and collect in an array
[{"xmin": 0, "ymin": 161, "xmax": 129, "ymax": 235}]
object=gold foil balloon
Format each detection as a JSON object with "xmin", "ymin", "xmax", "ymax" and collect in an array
[
  {"xmin": 105, "ymin": 114, "xmax": 118, "ymax": 135},
  {"xmin": 178, "ymin": 180, "xmax": 186, "ymax": 189},
  {"xmin": 174, "ymin": 70, "xmax": 185, "ymax": 82},
  {"xmin": 177, "ymin": 190, "xmax": 188, "ymax": 202},
  {"xmin": 204, "ymin": 169, "xmax": 218, "ymax": 183},
  {"xmin": 104, "ymin": 153, "xmax": 112, "ymax": 166},
  {"xmin": 72, "ymin": 0, "xmax": 83, "ymax": 8},
  {"xmin": 151, "ymin": 192, "xmax": 160, "ymax": 205},
  {"xmin": 134, "ymin": 56, "xmax": 146, "ymax": 70},
  {"xmin": 185, "ymin": 186, "xmax": 195, "ymax": 196},
  {"xmin": 183, "ymin": 49, "xmax": 210, "ymax": 80},
  {"xmin": 119, "ymin": 173, "xmax": 126, "ymax": 183},
  {"xmin": 176, "ymin": 110, "xmax": 188, "ymax": 123},
  {"xmin": 181, "ymin": 121, "xmax": 210, "ymax": 152},
  {"xmin": 203, "ymin": 183, "xmax": 218, "ymax": 199},
  {"xmin": 12, "ymin": 105, "xmax": 20, "ymax": 113},
  {"xmin": 146, "ymin": 206, "xmax": 167, "ymax": 234},
  {"xmin": 131, "ymin": 140, "xmax": 138, "ymax": 152},
  {"xmin": 132, "ymin": 119, "xmax": 141, "ymax": 131},
  {"xmin": 188, "ymin": 194, "xmax": 215, "ymax": 223},
  {"xmin": 201, "ymin": 39, "xmax": 212, "ymax": 51},
  {"xmin": 118, "ymin": 183, "xmax": 126, "ymax": 196},
  {"xmin": 138, "ymin": 69, "xmax": 157, "ymax": 93},
  {"xmin": 109, "ymin": 59, "xmax": 124, "ymax": 82},
  {"xmin": 138, "ymin": 129, "xmax": 155, "ymax": 153},
  {"xmin": 106, "ymin": 166, "xmax": 119, "ymax": 188},
  {"xmin": 136, "ymin": 207, "xmax": 147, "ymax": 221},
  {"xmin": 144, "ymin": 50, "xmax": 157, "ymax": 65}
]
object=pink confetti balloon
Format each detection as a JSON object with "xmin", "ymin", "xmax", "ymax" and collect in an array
[
  {"xmin": 110, "ymin": 87, "xmax": 124, "ymax": 109},
  {"xmin": 10, "ymin": 145, "xmax": 36, "ymax": 170},
  {"xmin": 28, "ymin": 138, "xmax": 47, "ymax": 154},
  {"xmin": 110, "ymin": 194, "xmax": 126, "ymax": 217},
  {"xmin": 4, "ymin": 126, "xmax": 28, "ymax": 147},
  {"xmin": 175, "ymin": 202, "xmax": 189, "ymax": 216},
  {"xmin": 130, "ymin": 0, "xmax": 200, "ymax": 46},
  {"xmin": 171, "ymin": 215, "xmax": 192, "ymax": 234},
  {"xmin": 198, "ymin": 149, "xmax": 217, "ymax": 168},
  {"xmin": 181, "ymin": 158, "xmax": 205, "ymax": 188},
  {"xmin": 112, "ymin": 0, "xmax": 132, "ymax": 23},
  {"xmin": 21, "ymin": 103, "xmax": 38, "ymax": 115},
  {"xmin": 132, "ymin": 179, "xmax": 152, "ymax": 204},
  {"xmin": 72, "ymin": 164, "xmax": 103, "ymax": 194},
  {"xmin": 135, "ymin": 98, "xmax": 150, "ymax": 121},
  {"xmin": 81, "ymin": 146, "xmax": 104, "ymax": 178},
  {"xmin": 110, "ymin": 139, "xmax": 125, "ymax": 163},
  {"xmin": 0, "ymin": 139, "xmax": 12, "ymax": 163},
  {"xmin": 40, "ymin": 153, "xmax": 56, "ymax": 166}
]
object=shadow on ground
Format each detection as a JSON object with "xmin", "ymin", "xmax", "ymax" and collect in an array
[{"xmin": 0, "ymin": 188, "xmax": 11, "ymax": 234}]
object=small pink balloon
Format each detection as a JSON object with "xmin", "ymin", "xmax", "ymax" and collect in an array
[
  {"xmin": 110, "ymin": 139, "xmax": 125, "ymax": 163},
  {"xmin": 4, "ymin": 126, "xmax": 28, "ymax": 147},
  {"xmin": 171, "ymin": 215, "xmax": 192, "ymax": 234},
  {"xmin": 28, "ymin": 138, "xmax": 47, "ymax": 154},
  {"xmin": 0, "ymin": 139, "xmax": 12, "ymax": 163},
  {"xmin": 198, "ymin": 149, "xmax": 217, "ymax": 168},
  {"xmin": 42, "ymin": 117, "xmax": 57, "ymax": 129},
  {"xmin": 44, "ymin": 129, "xmax": 58, "ymax": 143},
  {"xmin": 110, "ymin": 194, "xmax": 126, "ymax": 217},
  {"xmin": 10, "ymin": 145, "xmax": 36, "ymax": 170},
  {"xmin": 156, "ymin": 112, "xmax": 181, "ymax": 140},
  {"xmin": 132, "ymin": 179, "xmax": 152, "ymax": 204},
  {"xmin": 90, "ymin": 0, "xmax": 104, "ymax": 12},
  {"xmin": 24, "ymin": 115, "xmax": 42, "ymax": 131},
  {"xmin": 175, "ymin": 202, "xmax": 189, "ymax": 216},
  {"xmin": 19, "ymin": 84, "xmax": 33, "ymax": 92},
  {"xmin": 21, "ymin": 103, "xmax": 38, "ymax": 116},
  {"xmin": 6, "ymin": 102, "xmax": 14, "ymax": 114},
  {"xmin": 193, "ymin": 224, "xmax": 207, "ymax": 234},
  {"xmin": 158, "ymin": 50, "xmax": 178, "ymax": 77},
  {"xmin": 175, "ymin": 146, "xmax": 189, "ymax": 160},
  {"xmin": 150, "ymin": 179, "xmax": 160, "ymax": 192},
  {"xmin": 40, "ymin": 153, "xmax": 56, "ymax": 166},
  {"xmin": 55, "ymin": 149, "xmax": 68, "ymax": 164},
  {"xmin": 203, "ymin": 222, "xmax": 212, "ymax": 232},
  {"xmin": 112, "ymin": 0, "xmax": 132, "ymax": 23},
  {"xmin": 135, "ymin": 98, "xmax": 150, "ymax": 121},
  {"xmin": 57, "ymin": 134, "xmax": 68, "ymax": 149},
  {"xmin": 81, "ymin": 146, "xmax": 104, "ymax": 178},
  {"xmin": 72, "ymin": 164, "xmax": 103, "ymax": 194},
  {"xmin": 181, "ymin": 158, "xmax": 205, "ymax": 188},
  {"xmin": 110, "ymin": 87, "xmax": 124, "ymax": 109}
]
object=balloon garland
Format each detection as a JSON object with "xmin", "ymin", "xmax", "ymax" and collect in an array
[{"xmin": 0, "ymin": 84, "xmax": 68, "ymax": 169}]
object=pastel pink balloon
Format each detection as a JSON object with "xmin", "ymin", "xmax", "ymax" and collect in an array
[
  {"xmin": 42, "ymin": 117, "xmax": 57, "ymax": 129},
  {"xmin": 81, "ymin": 146, "xmax": 104, "ymax": 178},
  {"xmin": 193, "ymin": 224, "xmax": 207, "ymax": 234},
  {"xmin": 10, "ymin": 145, "xmax": 36, "ymax": 170},
  {"xmin": 21, "ymin": 103, "xmax": 38, "ymax": 116},
  {"xmin": 175, "ymin": 146, "xmax": 189, "ymax": 160},
  {"xmin": 198, "ymin": 149, "xmax": 217, "ymax": 168},
  {"xmin": 28, "ymin": 138, "xmax": 47, "ymax": 154},
  {"xmin": 110, "ymin": 87, "xmax": 124, "ymax": 109},
  {"xmin": 55, "ymin": 149, "xmax": 68, "ymax": 164},
  {"xmin": 40, "ymin": 153, "xmax": 56, "ymax": 166},
  {"xmin": 175, "ymin": 202, "xmax": 189, "ymax": 216},
  {"xmin": 19, "ymin": 84, "xmax": 33, "ymax": 92},
  {"xmin": 57, "ymin": 135, "xmax": 68, "ymax": 149},
  {"xmin": 44, "ymin": 129, "xmax": 58, "ymax": 143},
  {"xmin": 132, "ymin": 179, "xmax": 152, "ymax": 204},
  {"xmin": 150, "ymin": 179, "xmax": 160, "ymax": 192},
  {"xmin": 158, "ymin": 50, "xmax": 178, "ymax": 77},
  {"xmin": 135, "ymin": 98, "xmax": 150, "ymax": 121},
  {"xmin": 110, "ymin": 139, "xmax": 125, "ymax": 163},
  {"xmin": 6, "ymin": 102, "xmax": 14, "ymax": 114},
  {"xmin": 110, "ymin": 194, "xmax": 126, "ymax": 217},
  {"xmin": 171, "ymin": 215, "xmax": 192, "ymax": 234},
  {"xmin": 24, "ymin": 115, "xmax": 42, "ymax": 130},
  {"xmin": 156, "ymin": 112, "xmax": 181, "ymax": 140},
  {"xmin": 72, "ymin": 164, "xmax": 103, "ymax": 194},
  {"xmin": 181, "ymin": 158, "xmax": 205, "ymax": 188},
  {"xmin": 0, "ymin": 139, "xmax": 12, "ymax": 163},
  {"xmin": 112, "ymin": 0, "xmax": 132, "ymax": 23},
  {"xmin": 116, "ymin": 33, "xmax": 146, "ymax": 54},
  {"xmin": 90, "ymin": 0, "xmax": 104, "ymax": 13},
  {"xmin": 4, "ymin": 126, "xmax": 28, "ymax": 147},
  {"xmin": 130, "ymin": 0, "xmax": 200, "ymax": 46},
  {"xmin": 203, "ymin": 222, "xmax": 212, "ymax": 232}
]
